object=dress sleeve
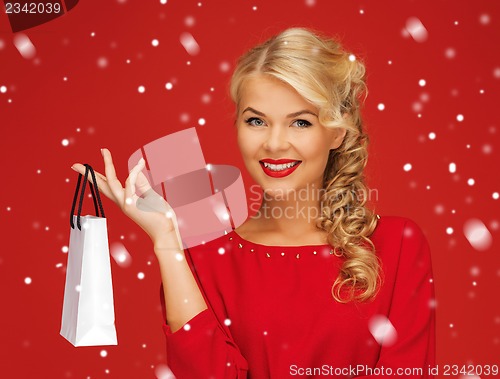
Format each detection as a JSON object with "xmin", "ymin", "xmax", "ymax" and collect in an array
[
  {"xmin": 160, "ymin": 249, "xmax": 249, "ymax": 379},
  {"xmin": 357, "ymin": 218, "xmax": 436, "ymax": 378}
]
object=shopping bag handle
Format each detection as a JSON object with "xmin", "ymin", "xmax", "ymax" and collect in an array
[{"xmin": 70, "ymin": 164, "xmax": 106, "ymax": 230}]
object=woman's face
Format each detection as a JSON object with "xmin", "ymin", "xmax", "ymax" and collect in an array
[{"xmin": 236, "ymin": 74, "xmax": 346, "ymax": 199}]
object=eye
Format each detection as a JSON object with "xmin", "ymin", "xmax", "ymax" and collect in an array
[
  {"xmin": 292, "ymin": 119, "xmax": 312, "ymax": 128},
  {"xmin": 244, "ymin": 117, "xmax": 267, "ymax": 127}
]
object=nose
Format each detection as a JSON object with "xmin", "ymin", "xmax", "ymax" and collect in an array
[{"xmin": 263, "ymin": 125, "xmax": 290, "ymax": 152}]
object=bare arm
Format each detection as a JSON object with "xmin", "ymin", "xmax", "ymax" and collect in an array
[{"xmin": 154, "ymin": 241, "xmax": 208, "ymax": 332}]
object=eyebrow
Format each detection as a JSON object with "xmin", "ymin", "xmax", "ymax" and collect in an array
[{"xmin": 242, "ymin": 107, "xmax": 318, "ymax": 118}]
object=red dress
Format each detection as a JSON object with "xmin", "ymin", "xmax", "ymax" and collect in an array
[{"xmin": 161, "ymin": 216, "xmax": 436, "ymax": 378}]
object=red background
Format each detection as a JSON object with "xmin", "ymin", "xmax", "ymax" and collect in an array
[{"xmin": 1, "ymin": 0, "xmax": 499, "ymax": 378}]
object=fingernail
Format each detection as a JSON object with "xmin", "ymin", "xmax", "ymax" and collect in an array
[
  {"xmin": 101, "ymin": 148, "xmax": 104, "ymax": 156},
  {"xmin": 71, "ymin": 166, "xmax": 77, "ymax": 171}
]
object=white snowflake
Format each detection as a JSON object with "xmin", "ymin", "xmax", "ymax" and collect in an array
[
  {"xmin": 368, "ymin": 315, "xmax": 397, "ymax": 346},
  {"xmin": 180, "ymin": 32, "xmax": 200, "ymax": 55},
  {"xmin": 405, "ymin": 17, "xmax": 428, "ymax": 43},
  {"xmin": 463, "ymin": 218, "xmax": 492, "ymax": 251},
  {"xmin": 110, "ymin": 242, "xmax": 132, "ymax": 267}
]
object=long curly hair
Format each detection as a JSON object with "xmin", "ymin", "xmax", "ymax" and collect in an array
[{"xmin": 229, "ymin": 27, "xmax": 382, "ymax": 303}]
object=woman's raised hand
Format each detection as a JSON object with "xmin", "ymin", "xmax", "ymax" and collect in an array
[{"xmin": 71, "ymin": 148, "xmax": 183, "ymax": 251}]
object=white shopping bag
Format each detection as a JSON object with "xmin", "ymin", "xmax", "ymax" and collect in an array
[{"xmin": 60, "ymin": 164, "xmax": 117, "ymax": 346}]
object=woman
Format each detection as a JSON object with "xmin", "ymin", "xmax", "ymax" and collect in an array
[{"xmin": 71, "ymin": 27, "xmax": 435, "ymax": 378}]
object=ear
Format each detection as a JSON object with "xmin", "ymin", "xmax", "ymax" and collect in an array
[
  {"xmin": 329, "ymin": 113, "xmax": 349, "ymax": 150},
  {"xmin": 329, "ymin": 127, "xmax": 347, "ymax": 150}
]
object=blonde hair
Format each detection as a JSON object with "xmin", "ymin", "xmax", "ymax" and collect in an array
[{"xmin": 229, "ymin": 27, "xmax": 383, "ymax": 303}]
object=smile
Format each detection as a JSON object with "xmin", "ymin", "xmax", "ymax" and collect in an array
[
  {"xmin": 259, "ymin": 159, "xmax": 302, "ymax": 178},
  {"xmin": 262, "ymin": 161, "xmax": 300, "ymax": 171}
]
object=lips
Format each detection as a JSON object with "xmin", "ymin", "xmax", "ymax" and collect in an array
[{"xmin": 259, "ymin": 158, "xmax": 302, "ymax": 178}]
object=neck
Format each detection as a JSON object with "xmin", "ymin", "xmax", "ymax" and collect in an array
[{"xmin": 252, "ymin": 184, "xmax": 326, "ymax": 235}]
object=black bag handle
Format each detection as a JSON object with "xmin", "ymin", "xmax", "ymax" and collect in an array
[{"xmin": 70, "ymin": 164, "xmax": 106, "ymax": 230}]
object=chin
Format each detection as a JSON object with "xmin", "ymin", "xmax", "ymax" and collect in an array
[{"xmin": 259, "ymin": 182, "xmax": 301, "ymax": 197}]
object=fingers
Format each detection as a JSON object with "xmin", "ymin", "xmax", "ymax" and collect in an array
[
  {"xmin": 102, "ymin": 148, "xmax": 125, "ymax": 204},
  {"xmin": 93, "ymin": 170, "xmax": 108, "ymax": 183},
  {"xmin": 135, "ymin": 170, "xmax": 152, "ymax": 196},
  {"xmin": 102, "ymin": 148, "xmax": 118, "ymax": 180},
  {"xmin": 71, "ymin": 163, "xmax": 116, "ymax": 202},
  {"xmin": 136, "ymin": 188, "xmax": 169, "ymax": 213},
  {"xmin": 71, "ymin": 163, "xmax": 107, "ymax": 183},
  {"xmin": 124, "ymin": 157, "xmax": 146, "ymax": 209},
  {"xmin": 71, "ymin": 150, "xmax": 149, "ymax": 211}
]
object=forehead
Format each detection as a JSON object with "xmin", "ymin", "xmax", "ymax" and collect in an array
[{"xmin": 238, "ymin": 75, "xmax": 317, "ymax": 115}]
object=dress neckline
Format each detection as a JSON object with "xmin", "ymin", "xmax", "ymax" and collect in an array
[
  {"xmin": 229, "ymin": 229, "xmax": 332, "ymax": 249},
  {"xmin": 227, "ymin": 215, "xmax": 381, "ymax": 252}
]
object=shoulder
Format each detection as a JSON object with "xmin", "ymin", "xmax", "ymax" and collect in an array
[
  {"xmin": 373, "ymin": 215, "xmax": 432, "ymax": 270},
  {"xmin": 372, "ymin": 215, "xmax": 428, "ymax": 243},
  {"xmin": 371, "ymin": 215, "xmax": 431, "ymax": 259}
]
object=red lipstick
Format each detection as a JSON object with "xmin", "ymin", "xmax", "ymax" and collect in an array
[{"xmin": 259, "ymin": 159, "xmax": 302, "ymax": 178}]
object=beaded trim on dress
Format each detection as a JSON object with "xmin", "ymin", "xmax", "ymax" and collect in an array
[{"xmin": 224, "ymin": 214, "xmax": 381, "ymax": 259}]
